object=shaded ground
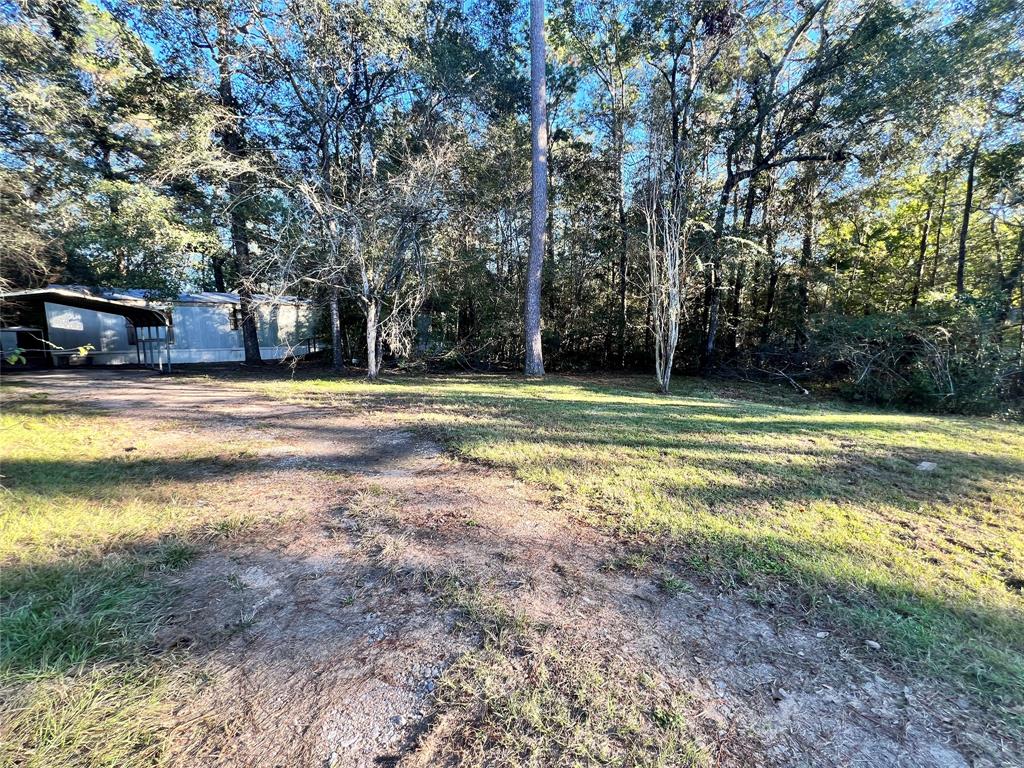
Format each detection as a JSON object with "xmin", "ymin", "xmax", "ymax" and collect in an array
[{"xmin": 2, "ymin": 368, "xmax": 1016, "ymax": 767}]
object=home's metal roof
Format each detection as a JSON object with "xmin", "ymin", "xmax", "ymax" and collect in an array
[
  {"xmin": 1, "ymin": 284, "xmax": 309, "ymax": 329},
  {"xmin": 46, "ymin": 285, "xmax": 307, "ymax": 306},
  {"xmin": 0, "ymin": 287, "xmax": 170, "ymax": 326}
]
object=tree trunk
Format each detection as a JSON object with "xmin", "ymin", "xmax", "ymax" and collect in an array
[
  {"xmin": 644, "ymin": 290, "xmax": 653, "ymax": 365},
  {"xmin": 229, "ymin": 201, "xmax": 262, "ymax": 365},
  {"xmin": 1018, "ymin": 271, "xmax": 1024, "ymax": 370},
  {"xmin": 702, "ymin": 264, "xmax": 721, "ymax": 373},
  {"xmin": 617, "ymin": 188, "xmax": 628, "ymax": 368},
  {"xmin": 216, "ymin": 23, "xmax": 262, "ymax": 365},
  {"xmin": 524, "ymin": 0, "xmax": 547, "ymax": 377},
  {"xmin": 794, "ymin": 179, "xmax": 811, "ymax": 350},
  {"xmin": 700, "ymin": 173, "xmax": 736, "ymax": 374},
  {"xmin": 723, "ymin": 174, "xmax": 761, "ymax": 356},
  {"xmin": 759, "ymin": 264, "xmax": 779, "ymax": 346},
  {"xmin": 795, "ymin": 205, "xmax": 813, "ymax": 349},
  {"xmin": 645, "ymin": 174, "xmax": 681, "ymax": 396},
  {"xmin": 929, "ymin": 173, "xmax": 948, "ymax": 288},
  {"xmin": 726, "ymin": 258, "xmax": 746, "ymax": 355},
  {"xmin": 956, "ymin": 141, "xmax": 980, "ymax": 297},
  {"xmin": 546, "ymin": 107, "xmax": 556, "ymax": 318},
  {"xmin": 212, "ymin": 256, "xmax": 226, "ymax": 293},
  {"xmin": 996, "ymin": 228, "xmax": 1024, "ymax": 328},
  {"xmin": 330, "ymin": 285, "xmax": 343, "ymax": 371},
  {"xmin": 365, "ymin": 300, "xmax": 380, "ymax": 380},
  {"xmin": 616, "ymin": 123, "xmax": 628, "ymax": 368},
  {"xmin": 910, "ymin": 198, "xmax": 932, "ymax": 309},
  {"xmin": 655, "ymin": 268, "xmax": 681, "ymax": 396},
  {"xmin": 603, "ymin": 265, "xmax": 614, "ymax": 366}
]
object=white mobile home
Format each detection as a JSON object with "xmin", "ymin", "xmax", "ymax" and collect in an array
[{"xmin": 0, "ymin": 285, "xmax": 318, "ymax": 367}]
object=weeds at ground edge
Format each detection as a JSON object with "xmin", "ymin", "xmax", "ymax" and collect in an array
[
  {"xmin": 407, "ymin": 567, "xmax": 710, "ymax": 768},
  {"xmin": 342, "ymin": 490, "xmax": 713, "ymax": 767}
]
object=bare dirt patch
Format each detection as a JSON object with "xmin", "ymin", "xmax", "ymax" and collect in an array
[{"xmin": 9, "ymin": 369, "xmax": 1016, "ymax": 767}]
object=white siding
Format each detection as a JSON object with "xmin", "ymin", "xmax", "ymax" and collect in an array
[
  {"xmin": 45, "ymin": 302, "xmax": 136, "ymax": 364},
  {"xmin": 0, "ymin": 330, "xmax": 17, "ymax": 355},
  {"xmin": 42, "ymin": 299, "xmax": 315, "ymax": 366},
  {"xmin": 256, "ymin": 302, "xmax": 312, "ymax": 349},
  {"xmin": 169, "ymin": 304, "xmax": 241, "ymax": 362}
]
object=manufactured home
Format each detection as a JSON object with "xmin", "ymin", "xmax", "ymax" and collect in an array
[{"xmin": 0, "ymin": 285, "xmax": 318, "ymax": 368}]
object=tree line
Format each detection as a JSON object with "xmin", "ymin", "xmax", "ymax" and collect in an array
[{"xmin": 1, "ymin": 0, "xmax": 1022, "ymax": 410}]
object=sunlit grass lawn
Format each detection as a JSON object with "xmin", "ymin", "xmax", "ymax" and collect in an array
[
  {"xmin": 0, "ymin": 395, "xmax": 286, "ymax": 767},
  {"xmin": 246, "ymin": 372, "xmax": 1024, "ymax": 714},
  {"xmin": 4, "ymin": 371, "xmax": 1023, "ymax": 761}
]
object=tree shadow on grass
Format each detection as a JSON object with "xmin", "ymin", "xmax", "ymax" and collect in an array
[
  {"xmin": 4, "ymin": 368, "xmax": 1023, "ymax": 756},
  {"xmin": 181, "ymin": 370, "xmax": 1024, "ymax": 706},
  {"xmin": 1, "ymin": 418, "xmax": 426, "ymax": 503},
  {"xmin": 2, "ymin": 490, "xmax": 1021, "ymax": 749},
  {"xmin": 6, "ymin": 410, "xmax": 1019, "ymax": 516},
  {"xmin": 1, "ymin": 478, "xmax": 1021, "ymax": 767}
]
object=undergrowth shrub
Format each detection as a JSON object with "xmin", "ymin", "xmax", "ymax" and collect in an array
[{"xmin": 809, "ymin": 301, "xmax": 1021, "ymax": 414}]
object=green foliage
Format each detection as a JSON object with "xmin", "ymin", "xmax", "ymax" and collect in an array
[
  {"xmin": 4, "ymin": 341, "xmax": 95, "ymax": 366},
  {"xmin": 2, "ymin": 0, "xmax": 1021, "ymax": 393},
  {"xmin": 0, "ymin": 0, "xmax": 220, "ymax": 294},
  {"xmin": 811, "ymin": 302, "xmax": 1018, "ymax": 414}
]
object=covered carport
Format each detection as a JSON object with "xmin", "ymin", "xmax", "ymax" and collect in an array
[{"xmin": 0, "ymin": 287, "xmax": 172, "ymax": 370}]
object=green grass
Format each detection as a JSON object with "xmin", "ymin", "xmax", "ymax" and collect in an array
[
  {"xmin": 1, "ymin": 398, "xmax": 266, "ymax": 565},
  {"xmin": 4, "ymin": 372, "xmax": 1022, "ymax": 760},
  {"xmin": 1, "ymin": 665, "xmax": 187, "ymax": 768},
  {"xmin": 409, "ymin": 567, "xmax": 707, "ymax": 766},
  {"xmin": 424, "ymin": 630, "xmax": 706, "ymax": 768},
  {"xmin": 0, "ymin": 395, "xmax": 284, "ymax": 767},
  {"xmin": 243, "ymin": 372, "xmax": 1024, "ymax": 713}
]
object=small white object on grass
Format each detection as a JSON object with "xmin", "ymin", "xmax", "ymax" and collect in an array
[{"xmin": 915, "ymin": 461, "xmax": 938, "ymax": 472}]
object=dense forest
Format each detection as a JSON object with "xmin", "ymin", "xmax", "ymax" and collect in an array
[{"xmin": 1, "ymin": 0, "xmax": 1022, "ymax": 411}]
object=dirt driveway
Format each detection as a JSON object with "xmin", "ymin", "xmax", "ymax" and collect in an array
[{"xmin": 11, "ymin": 369, "xmax": 1009, "ymax": 767}]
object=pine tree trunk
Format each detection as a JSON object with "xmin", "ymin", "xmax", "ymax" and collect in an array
[
  {"xmin": 703, "ymin": 266, "xmax": 721, "ymax": 372},
  {"xmin": 1018, "ymin": 272, "xmax": 1024, "ymax": 370},
  {"xmin": 956, "ymin": 141, "xmax": 980, "ymax": 297},
  {"xmin": 616, "ymin": 123, "xmax": 628, "ymax": 368},
  {"xmin": 700, "ymin": 174, "xmax": 735, "ymax": 374},
  {"xmin": 996, "ymin": 228, "xmax": 1024, "ymax": 328},
  {"xmin": 216, "ymin": 21, "xmax": 261, "ymax": 365},
  {"xmin": 617, "ymin": 191, "xmax": 628, "ymax": 368},
  {"xmin": 795, "ymin": 206, "xmax": 813, "ymax": 349},
  {"xmin": 365, "ymin": 300, "xmax": 380, "ymax": 380},
  {"xmin": 910, "ymin": 199, "xmax": 932, "ymax": 309},
  {"xmin": 229, "ymin": 202, "xmax": 262, "ymax": 365},
  {"xmin": 524, "ymin": 0, "xmax": 547, "ymax": 377},
  {"xmin": 330, "ymin": 286, "xmax": 343, "ymax": 371},
  {"xmin": 929, "ymin": 174, "xmax": 948, "ymax": 288},
  {"xmin": 759, "ymin": 264, "xmax": 779, "ymax": 346},
  {"xmin": 212, "ymin": 256, "xmax": 226, "ymax": 293},
  {"xmin": 726, "ymin": 258, "xmax": 746, "ymax": 355}
]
